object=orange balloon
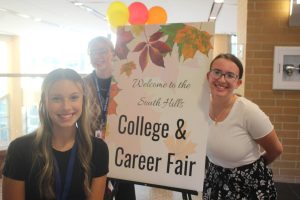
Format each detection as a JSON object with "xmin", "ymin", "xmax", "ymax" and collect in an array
[{"xmin": 147, "ymin": 6, "xmax": 167, "ymax": 24}]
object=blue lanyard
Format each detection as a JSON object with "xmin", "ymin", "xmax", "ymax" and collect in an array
[
  {"xmin": 53, "ymin": 143, "xmax": 77, "ymax": 200},
  {"xmin": 93, "ymin": 72, "xmax": 111, "ymax": 130}
]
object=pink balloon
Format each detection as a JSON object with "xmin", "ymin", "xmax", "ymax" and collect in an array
[{"xmin": 128, "ymin": 2, "xmax": 148, "ymax": 25}]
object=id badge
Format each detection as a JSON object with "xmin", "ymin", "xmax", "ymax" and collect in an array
[{"xmin": 95, "ymin": 130, "xmax": 104, "ymax": 139}]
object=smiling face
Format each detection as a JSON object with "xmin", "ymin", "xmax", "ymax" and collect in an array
[
  {"xmin": 46, "ymin": 80, "xmax": 83, "ymax": 129},
  {"xmin": 89, "ymin": 40, "xmax": 114, "ymax": 72},
  {"xmin": 207, "ymin": 57, "xmax": 242, "ymax": 98}
]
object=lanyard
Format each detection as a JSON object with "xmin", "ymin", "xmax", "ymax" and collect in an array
[
  {"xmin": 93, "ymin": 72, "xmax": 111, "ymax": 130},
  {"xmin": 53, "ymin": 143, "xmax": 77, "ymax": 200}
]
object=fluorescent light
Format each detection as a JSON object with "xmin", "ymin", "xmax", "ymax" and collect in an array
[
  {"xmin": 208, "ymin": 2, "xmax": 223, "ymax": 21},
  {"xmin": 0, "ymin": 8, "xmax": 8, "ymax": 12},
  {"xmin": 74, "ymin": 2, "xmax": 83, "ymax": 6},
  {"xmin": 85, "ymin": 7, "xmax": 93, "ymax": 12},
  {"xmin": 17, "ymin": 13, "xmax": 30, "ymax": 18},
  {"xmin": 34, "ymin": 18, "xmax": 42, "ymax": 22}
]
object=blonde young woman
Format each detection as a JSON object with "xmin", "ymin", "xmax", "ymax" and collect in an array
[
  {"xmin": 2, "ymin": 68, "xmax": 108, "ymax": 200},
  {"xmin": 203, "ymin": 54, "xmax": 283, "ymax": 199}
]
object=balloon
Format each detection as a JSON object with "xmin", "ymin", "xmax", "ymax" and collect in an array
[
  {"xmin": 128, "ymin": 2, "xmax": 148, "ymax": 25},
  {"xmin": 106, "ymin": 1, "xmax": 129, "ymax": 28},
  {"xmin": 147, "ymin": 6, "xmax": 167, "ymax": 24}
]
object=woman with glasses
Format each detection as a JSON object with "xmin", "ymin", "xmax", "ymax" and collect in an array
[
  {"xmin": 203, "ymin": 53, "xmax": 283, "ymax": 199},
  {"xmin": 84, "ymin": 36, "xmax": 136, "ymax": 200},
  {"xmin": 2, "ymin": 68, "xmax": 109, "ymax": 200}
]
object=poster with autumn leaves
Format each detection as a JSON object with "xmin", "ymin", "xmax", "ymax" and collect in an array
[{"xmin": 105, "ymin": 22, "xmax": 214, "ymax": 193}]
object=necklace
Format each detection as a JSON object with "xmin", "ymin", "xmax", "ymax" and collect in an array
[{"xmin": 210, "ymin": 95, "xmax": 236, "ymax": 125}]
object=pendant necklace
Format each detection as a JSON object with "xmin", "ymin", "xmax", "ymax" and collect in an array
[{"xmin": 211, "ymin": 95, "xmax": 236, "ymax": 125}]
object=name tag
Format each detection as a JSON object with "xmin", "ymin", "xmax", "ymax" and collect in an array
[{"xmin": 95, "ymin": 130, "xmax": 104, "ymax": 139}]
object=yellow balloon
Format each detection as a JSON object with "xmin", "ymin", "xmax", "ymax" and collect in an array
[{"xmin": 106, "ymin": 1, "xmax": 129, "ymax": 28}]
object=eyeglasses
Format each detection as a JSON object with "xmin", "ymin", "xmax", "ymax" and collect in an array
[
  {"xmin": 209, "ymin": 68, "xmax": 239, "ymax": 82},
  {"xmin": 89, "ymin": 49, "xmax": 109, "ymax": 57}
]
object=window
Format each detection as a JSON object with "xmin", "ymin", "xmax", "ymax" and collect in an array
[
  {"xmin": 0, "ymin": 41, "xmax": 10, "ymax": 147},
  {"xmin": 231, "ymin": 34, "xmax": 238, "ymax": 56},
  {"xmin": 20, "ymin": 33, "xmax": 94, "ymax": 74},
  {"xmin": 1, "ymin": 33, "xmax": 112, "ymax": 147},
  {"xmin": 0, "ymin": 96, "xmax": 9, "ymax": 147}
]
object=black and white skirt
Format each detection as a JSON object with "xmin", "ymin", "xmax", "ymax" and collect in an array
[{"xmin": 202, "ymin": 157, "xmax": 277, "ymax": 200}]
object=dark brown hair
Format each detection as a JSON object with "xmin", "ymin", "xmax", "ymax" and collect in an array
[{"xmin": 210, "ymin": 53, "xmax": 244, "ymax": 79}]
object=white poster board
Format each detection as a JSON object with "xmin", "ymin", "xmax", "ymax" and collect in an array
[{"xmin": 106, "ymin": 22, "xmax": 214, "ymax": 194}]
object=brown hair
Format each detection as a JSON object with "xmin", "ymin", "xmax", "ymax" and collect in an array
[{"xmin": 210, "ymin": 53, "xmax": 244, "ymax": 79}]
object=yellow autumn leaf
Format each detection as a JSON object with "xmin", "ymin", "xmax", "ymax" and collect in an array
[
  {"xmin": 131, "ymin": 25, "xmax": 145, "ymax": 36},
  {"xmin": 120, "ymin": 61, "xmax": 136, "ymax": 76}
]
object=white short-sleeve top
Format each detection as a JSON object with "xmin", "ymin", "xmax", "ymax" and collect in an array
[{"xmin": 207, "ymin": 97, "xmax": 273, "ymax": 168}]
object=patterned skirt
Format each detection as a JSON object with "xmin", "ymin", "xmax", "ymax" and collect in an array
[{"xmin": 202, "ymin": 157, "xmax": 277, "ymax": 200}]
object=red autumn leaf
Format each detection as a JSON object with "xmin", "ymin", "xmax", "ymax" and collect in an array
[
  {"xmin": 120, "ymin": 61, "xmax": 136, "ymax": 76},
  {"xmin": 139, "ymin": 46, "xmax": 149, "ymax": 71},
  {"xmin": 149, "ymin": 46, "xmax": 164, "ymax": 68},
  {"xmin": 108, "ymin": 99, "xmax": 117, "ymax": 115},
  {"xmin": 133, "ymin": 42, "xmax": 147, "ymax": 52},
  {"xmin": 132, "ymin": 30, "xmax": 170, "ymax": 70},
  {"xmin": 115, "ymin": 28, "xmax": 134, "ymax": 59},
  {"xmin": 149, "ymin": 31, "xmax": 163, "ymax": 42},
  {"xmin": 150, "ymin": 41, "xmax": 171, "ymax": 54}
]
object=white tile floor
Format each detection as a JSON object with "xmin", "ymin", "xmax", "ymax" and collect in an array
[{"xmin": 135, "ymin": 185, "xmax": 202, "ymax": 200}]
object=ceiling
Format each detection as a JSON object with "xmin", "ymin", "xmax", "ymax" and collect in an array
[{"xmin": 0, "ymin": 0, "xmax": 237, "ymax": 37}]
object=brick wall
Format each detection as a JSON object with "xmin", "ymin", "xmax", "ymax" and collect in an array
[{"xmin": 246, "ymin": 0, "xmax": 300, "ymax": 183}]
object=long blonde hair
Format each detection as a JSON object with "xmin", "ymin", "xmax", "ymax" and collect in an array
[{"xmin": 34, "ymin": 68, "xmax": 92, "ymax": 199}]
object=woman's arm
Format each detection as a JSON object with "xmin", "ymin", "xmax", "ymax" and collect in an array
[
  {"xmin": 2, "ymin": 176, "xmax": 25, "ymax": 200},
  {"xmin": 255, "ymin": 129, "xmax": 283, "ymax": 165},
  {"xmin": 88, "ymin": 175, "xmax": 107, "ymax": 200}
]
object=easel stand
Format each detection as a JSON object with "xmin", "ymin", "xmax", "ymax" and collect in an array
[
  {"xmin": 109, "ymin": 178, "xmax": 198, "ymax": 200},
  {"xmin": 181, "ymin": 191, "xmax": 193, "ymax": 200}
]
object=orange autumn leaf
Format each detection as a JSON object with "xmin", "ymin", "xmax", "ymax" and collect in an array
[
  {"xmin": 181, "ymin": 43, "xmax": 197, "ymax": 60},
  {"xmin": 108, "ymin": 83, "xmax": 121, "ymax": 114},
  {"xmin": 110, "ymin": 83, "xmax": 120, "ymax": 99},
  {"xmin": 173, "ymin": 25, "xmax": 213, "ymax": 60},
  {"xmin": 120, "ymin": 61, "xmax": 136, "ymax": 77},
  {"xmin": 196, "ymin": 31, "xmax": 213, "ymax": 55},
  {"xmin": 108, "ymin": 99, "xmax": 117, "ymax": 115}
]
